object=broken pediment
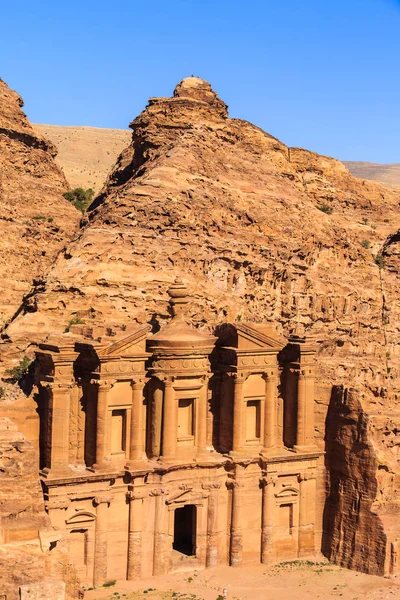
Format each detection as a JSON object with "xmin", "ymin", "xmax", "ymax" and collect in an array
[
  {"xmin": 98, "ymin": 324, "xmax": 151, "ymax": 358},
  {"xmin": 236, "ymin": 323, "xmax": 286, "ymax": 352},
  {"xmin": 166, "ymin": 486, "xmax": 207, "ymax": 506}
]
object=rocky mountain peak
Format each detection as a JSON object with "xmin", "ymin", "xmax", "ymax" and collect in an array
[{"xmin": 173, "ymin": 76, "xmax": 228, "ymax": 112}]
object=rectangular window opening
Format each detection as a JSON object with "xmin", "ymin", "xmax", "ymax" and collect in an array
[
  {"xmin": 178, "ymin": 398, "xmax": 194, "ymax": 440},
  {"xmin": 111, "ymin": 409, "xmax": 126, "ymax": 454},
  {"xmin": 246, "ymin": 399, "xmax": 261, "ymax": 441}
]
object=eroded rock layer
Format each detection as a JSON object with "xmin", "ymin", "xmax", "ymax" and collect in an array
[
  {"xmin": 0, "ymin": 78, "xmax": 80, "ymax": 339},
  {"xmin": 4, "ymin": 77, "xmax": 400, "ymax": 574}
]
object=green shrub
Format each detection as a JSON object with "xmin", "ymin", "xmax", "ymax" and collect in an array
[
  {"xmin": 32, "ymin": 215, "xmax": 46, "ymax": 221},
  {"xmin": 65, "ymin": 317, "xmax": 85, "ymax": 333},
  {"xmin": 5, "ymin": 356, "xmax": 31, "ymax": 382},
  {"xmin": 361, "ymin": 239, "xmax": 370, "ymax": 249},
  {"xmin": 102, "ymin": 579, "xmax": 116, "ymax": 587},
  {"xmin": 317, "ymin": 203, "xmax": 333, "ymax": 215},
  {"xmin": 63, "ymin": 187, "xmax": 94, "ymax": 214},
  {"xmin": 0, "ymin": 386, "xmax": 5, "ymax": 399},
  {"xmin": 373, "ymin": 254, "xmax": 386, "ymax": 269}
]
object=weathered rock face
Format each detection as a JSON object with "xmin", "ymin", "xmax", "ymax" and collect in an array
[
  {"xmin": 323, "ymin": 387, "xmax": 387, "ymax": 575},
  {"xmin": 0, "ymin": 78, "xmax": 80, "ymax": 342},
  {"xmin": 0, "ymin": 417, "xmax": 48, "ymax": 600},
  {"xmin": 4, "ymin": 77, "xmax": 400, "ymax": 574}
]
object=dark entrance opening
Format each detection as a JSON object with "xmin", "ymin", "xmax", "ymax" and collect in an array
[{"xmin": 173, "ymin": 504, "xmax": 196, "ymax": 556}]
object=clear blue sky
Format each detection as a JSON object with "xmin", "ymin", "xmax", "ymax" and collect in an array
[{"xmin": 1, "ymin": 0, "xmax": 399, "ymax": 163}]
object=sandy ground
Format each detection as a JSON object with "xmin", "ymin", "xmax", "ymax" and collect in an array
[{"xmin": 84, "ymin": 561, "xmax": 400, "ymax": 600}]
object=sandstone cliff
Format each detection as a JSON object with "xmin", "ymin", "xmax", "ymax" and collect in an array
[
  {"xmin": 0, "ymin": 79, "xmax": 80, "ymax": 348},
  {"xmin": 4, "ymin": 77, "xmax": 400, "ymax": 574},
  {"xmin": 0, "ymin": 416, "xmax": 50, "ymax": 600}
]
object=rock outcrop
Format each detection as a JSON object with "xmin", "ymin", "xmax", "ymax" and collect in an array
[
  {"xmin": 4, "ymin": 76, "xmax": 400, "ymax": 575},
  {"xmin": 0, "ymin": 79, "xmax": 80, "ymax": 349},
  {"xmin": 0, "ymin": 416, "xmax": 50, "ymax": 600}
]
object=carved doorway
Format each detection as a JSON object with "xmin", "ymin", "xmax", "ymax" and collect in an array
[{"xmin": 173, "ymin": 504, "xmax": 196, "ymax": 556}]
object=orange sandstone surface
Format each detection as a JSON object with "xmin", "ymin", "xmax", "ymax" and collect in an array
[
  {"xmin": 2, "ymin": 77, "xmax": 400, "ymax": 591},
  {"xmin": 0, "ymin": 79, "xmax": 80, "ymax": 335}
]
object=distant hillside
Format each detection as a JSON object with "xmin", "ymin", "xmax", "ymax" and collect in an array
[
  {"xmin": 33, "ymin": 124, "xmax": 131, "ymax": 192},
  {"xmin": 344, "ymin": 161, "xmax": 400, "ymax": 188},
  {"xmin": 34, "ymin": 124, "xmax": 400, "ymax": 193}
]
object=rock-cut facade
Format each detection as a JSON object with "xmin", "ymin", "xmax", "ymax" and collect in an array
[{"xmin": 35, "ymin": 279, "xmax": 323, "ymax": 585}]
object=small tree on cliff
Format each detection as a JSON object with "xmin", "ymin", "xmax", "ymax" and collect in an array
[{"xmin": 63, "ymin": 187, "xmax": 94, "ymax": 213}]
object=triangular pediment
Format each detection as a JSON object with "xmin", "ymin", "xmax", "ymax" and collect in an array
[
  {"xmin": 236, "ymin": 323, "xmax": 285, "ymax": 351},
  {"xmin": 98, "ymin": 324, "xmax": 151, "ymax": 358}
]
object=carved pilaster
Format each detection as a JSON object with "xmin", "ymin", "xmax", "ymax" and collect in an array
[
  {"xmin": 232, "ymin": 372, "xmax": 248, "ymax": 454},
  {"xmin": 47, "ymin": 381, "xmax": 74, "ymax": 473},
  {"xmin": 161, "ymin": 377, "xmax": 177, "ymax": 460},
  {"xmin": 93, "ymin": 494, "xmax": 112, "ymax": 586},
  {"xmin": 229, "ymin": 465, "xmax": 245, "ymax": 567},
  {"xmin": 297, "ymin": 472, "xmax": 316, "ymax": 557},
  {"xmin": 92, "ymin": 381, "xmax": 113, "ymax": 470},
  {"xmin": 262, "ymin": 370, "xmax": 278, "ymax": 452},
  {"xmin": 126, "ymin": 487, "xmax": 146, "ymax": 580},
  {"xmin": 203, "ymin": 482, "xmax": 221, "ymax": 567},
  {"xmin": 127, "ymin": 377, "xmax": 146, "ymax": 465},
  {"xmin": 151, "ymin": 487, "xmax": 169, "ymax": 576},
  {"xmin": 261, "ymin": 476, "xmax": 277, "ymax": 564}
]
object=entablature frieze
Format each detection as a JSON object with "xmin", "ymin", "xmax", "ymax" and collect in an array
[
  {"xmin": 99, "ymin": 359, "xmax": 148, "ymax": 377},
  {"xmin": 149, "ymin": 356, "xmax": 210, "ymax": 374}
]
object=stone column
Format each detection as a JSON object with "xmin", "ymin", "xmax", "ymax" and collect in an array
[
  {"xmin": 150, "ymin": 384, "xmax": 163, "ymax": 457},
  {"xmin": 295, "ymin": 370, "xmax": 315, "ymax": 450},
  {"xmin": 127, "ymin": 378, "xmax": 145, "ymax": 464},
  {"xmin": 232, "ymin": 373, "xmax": 246, "ymax": 454},
  {"xmin": 161, "ymin": 378, "xmax": 177, "ymax": 459},
  {"xmin": 206, "ymin": 376, "xmax": 215, "ymax": 450},
  {"xmin": 49, "ymin": 382, "xmax": 73, "ymax": 472},
  {"xmin": 262, "ymin": 371, "xmax": 278, "ymax": 452},
  {"xmin": 204, "ymin": 482, "xmax": 221, "ymax": 567},
  {"xmin": 69, "ymin": 383, "xmax": 80, "ymax": 465},
  {"xmin": 93, "ymin": 381, "xmax": 112, "ymax": 470},
  {"xmin": 305, "ymin": 373, "xmax": 315, "ymax": 447},
  {"xmin": 197, "ymin": 376, "xmax": 209, "ymax": 456},
  {"xmin": 76, "ymin": 384, "xmax": 85, "ymax": 465},
  {"xmin": 127, "ymin": 489, "xmax": 145, "ymax": 580},
  {"xmin": 152, "ymin": 488, "xmax": 168, "ymax": 576},
  {"xmin": 94, "ymin": 494, "xmax": 112, "ymax": 586},
  {"xmin": 261, "ymin": 476, "xmax": 276, "ymax": 564},
  {"xmin": 230, "ymin": 464, "xmax": 244, "ymax": 567},
  {"xmin": 298, "ymin": 473, "xmax": 316, "ymax": 557}
]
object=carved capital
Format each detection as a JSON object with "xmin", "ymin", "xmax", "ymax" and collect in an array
[
  {"xmin": 94, "ymin": 494, "xmax": 113, "ymax": 506},
  {"xmin": 90, "ymin": 379, "xmax": 114, "ymax": 391},
  {"xmin": 150, "ymin": 487, "xmax": 169, "ymax": 497},
  {"xmin": 45, "ymin": 498, "xmax": 70, "ymax": 510},
  {"xmin": 126, "ymin": 490, "xmax": 146, "ymax": 502},
  {"xmin": 179, "ymin": 484, "xmax": 193, "ymax": 492},
  {"xmin": 233, "ymin": 371, "xmax": 248, "ymax": 383},
  {"xmin": 202, "ymin": 482, "xmax": 221, "ymax": 491},
  {"xmin": 130, "ymin": 377, "xmax": 145, "ymax": 390},
  {"xmin": 47, "ymin": 381, "xmax": 74, "ymax": 392},
  {"xmin": 163, "ymin": 376, "xmax": 175, "ymax": 387},
  {"xmin": 261, "ymin": 475, "xmax": 277, "ymax": 488},
  {"xmin": 298, "ymin": 470, "xmax": 316, "ymax": 483},
  {"xmin": 261, "ymin": 370, "xmax": 278, "ymax": 382}
]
